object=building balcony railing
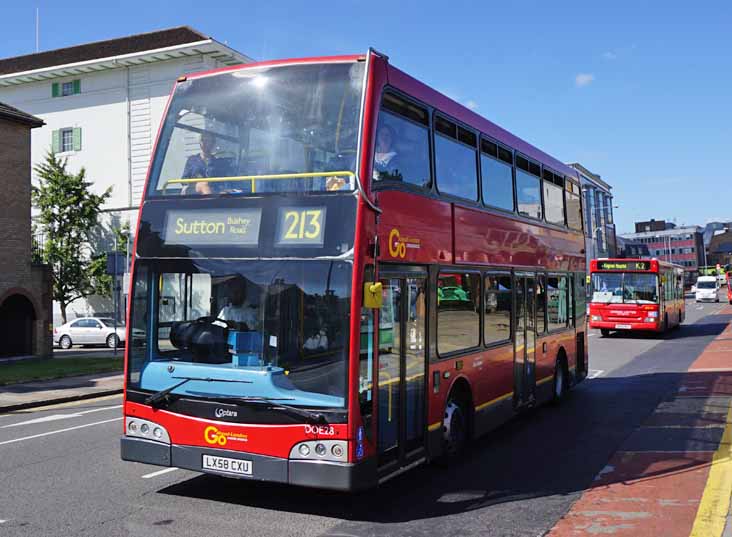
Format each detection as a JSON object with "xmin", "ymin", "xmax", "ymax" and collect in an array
[{"xmin": 32, "ymin": 233, "xmax": 45, "ymax": 265}]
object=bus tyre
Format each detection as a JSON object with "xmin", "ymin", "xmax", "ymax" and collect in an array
[
  {"xmin": 600, "ymin": 329, "xmax": 610, "ymax": 337},
  {"xmin": 552, "ymin": 357, "xmax": 568, "ymax": 404},
  {"xmin": 59, "ymin": 335, "xmax": 72, "ymax": 350},
  {"xmin": 442, "ymin": 396, "xmax": 468, "ymax": 461}
]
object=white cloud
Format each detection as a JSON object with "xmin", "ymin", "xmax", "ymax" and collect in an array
[
  {"xmin": 602, "ymin": 51, "xmax": 617, "ymax": 60},
  {"xmin": 575, "ymin": 73, "xmax": 595, "ymax": 87},
  {"xmin": 465, "ymin": 100, "xmax": 479, "ymax": 110}
]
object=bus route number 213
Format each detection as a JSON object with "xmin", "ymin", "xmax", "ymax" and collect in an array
[{"xmin": 277, "ymin": 207, "xmax": 326, "ymax": 246}]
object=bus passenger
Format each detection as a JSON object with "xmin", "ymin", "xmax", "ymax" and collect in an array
[
  {"xmin": 183, "ymin": 131, "xmax": 234, "ymax": 195},
  {"xmin": 373, "ymin": 124, "xmax": 402, "ymax": 181}
]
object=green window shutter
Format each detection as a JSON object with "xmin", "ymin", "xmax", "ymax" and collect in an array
[
  {"xmin": 51, "ymin": 129, "xmax": 60, "ymax": 153},
  {"xmin": 73, "ymin": 79, "xmax": 81, "ymax": 94},
  {"xmin": 72, "ymin": 127, "xmax": 82, "ymax": 151},
  {"xmin": 51, "ymin": 82, "xmax": 59, "ymax": 98}
]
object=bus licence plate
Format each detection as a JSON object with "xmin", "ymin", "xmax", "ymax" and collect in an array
[
  {"xmin": 615, "ymin": 324, "xmax": 632, "ymax": 330},
  {"xmin": 202, "ymin": 454, "xmax": 252, "ymax": 476}
]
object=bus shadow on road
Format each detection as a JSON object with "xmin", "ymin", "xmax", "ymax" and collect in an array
[
  {"xmin": 157, "ymin": 316, "xmax": 732, "ymax": 526},
  {"xmin": 600, "ymin": 320, "xmax": 730, "ymax": 341}
]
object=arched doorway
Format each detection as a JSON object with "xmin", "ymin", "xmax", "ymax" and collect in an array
[{"xmin": 0, "ymin": 294, "xmax": 36, "ymax": 357}]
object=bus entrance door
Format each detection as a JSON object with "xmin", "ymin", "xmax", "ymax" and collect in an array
[
  {"xmin": 514, "ymin": 273, "xmax": 537, "ymax": 407},
  {"xmin": 375, "ymin": 270, "xmax": 427, "ymax": 476}
]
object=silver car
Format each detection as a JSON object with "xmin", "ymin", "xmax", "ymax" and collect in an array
[{"xmin": 54, "ymin": 317, "xmax": 125, "ymax": 349}]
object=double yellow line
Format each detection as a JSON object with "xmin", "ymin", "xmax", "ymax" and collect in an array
[{"xmin": 690, "ymin": 402, "xmax": 732, "ymax": 537}]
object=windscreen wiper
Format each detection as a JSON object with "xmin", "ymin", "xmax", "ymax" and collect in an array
[
  {"xmin": 219, "ymin": 396, "xmax": 328, "ymax": 425},
  {"xmin": 144, "ymin": 376, "xmax": 253, "ymax": 408}
]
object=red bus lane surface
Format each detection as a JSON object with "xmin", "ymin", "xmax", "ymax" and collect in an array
[{"xmin": 548, "ymin": 306, "xmax": 732, "ymax": 537}]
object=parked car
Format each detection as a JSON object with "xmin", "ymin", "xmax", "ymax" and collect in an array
[{"xmin": 54, "ymin": 317, "xmax": 125, "ymax": 349}]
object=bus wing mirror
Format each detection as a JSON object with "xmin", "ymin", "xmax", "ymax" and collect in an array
[{"xmin": 363, "ymin": 282, "xmax": 383, "ymax": 309}]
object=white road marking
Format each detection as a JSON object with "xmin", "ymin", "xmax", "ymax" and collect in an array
[
  {"xmin": 588, "ymin": 369, "xmax": 605, "ymax": 379},
  {"xmin": 0, "ymin": 519, "xmax": 6, "ymax": 523},
  {"xmin": 1, "ymin": 414, "xmax": 83, "ymax": 428},
  {"xmin": 77, "ymin": 404, "xmax": 122, "ymax": 415},
  {"xmin": 142, "ymin": 467, "xmax": 179, "ymax": 479},
  {"xmin": 0, "ymin": 417, "xmax": 122, "ymax": 447},
  {"xmin": 588, "ymin": 333, "xmax": 596, "ymax": 337},
  {"xmin": 1, "ymin": 405, "xmax": 121, "ymax": 429}
]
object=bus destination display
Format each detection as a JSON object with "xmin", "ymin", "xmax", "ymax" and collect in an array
[
  {"xmin": 276, "ymin": 207, "xmax": 327, "ymax": 246},
  {"xmin": 597, "ymin": 261, "xmax": 651, "ymax": 271},
  {"xmin": 163, "ymin": 209, "xmax": 262, "ymax": 246}
]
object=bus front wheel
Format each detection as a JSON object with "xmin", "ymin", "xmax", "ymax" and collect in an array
[
  {"xmin": 442, "ymin": 396, "xmax": 468, "ymax": 460},
  {"xmin": 600, "ymin": 329, "xmax": 611, "ymax": 337}
]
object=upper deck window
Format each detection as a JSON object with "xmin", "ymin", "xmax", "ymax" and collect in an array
[
  {"xmin": 434, "ymin": 115, "xmax": 478, "ymax": 201},
  {"xmin": 542, "ymin": 169, "xmax": 566, "ymax": 226},
  {"xmin": 373, "ymin": 93, "xmax": 431, "ymax": 187},
  {"xmin": 480, "ymin": 138, "xmax": 514, "ymax": 211},
  {"xmin": 147, "ymin": 62, "xmax": 365, "ymax": 197},
  {"xmin": 565, "ymin": 180, "xmax": 583, "ymax": 231},
  {"xmin": 515, "ymin": 154, "xmax": 542, "ymax": 219}
]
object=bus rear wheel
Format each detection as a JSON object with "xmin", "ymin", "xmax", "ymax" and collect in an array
[
  {"xmin": 552, "ymin": 357, "xmax": 568, "ymax": 404},
  {"xmin": 442, "ymin": 396, "xmax": 468, "ymax": 460}
]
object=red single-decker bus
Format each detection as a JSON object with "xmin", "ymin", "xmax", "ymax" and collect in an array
[{"xmin": 589, "ymin": 258, "xmax": 685, "ymax": 336}]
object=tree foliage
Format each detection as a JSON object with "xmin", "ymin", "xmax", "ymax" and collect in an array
[{"xmin": 32, "ymin": 151, "xmax": 112, "ymax": 323}]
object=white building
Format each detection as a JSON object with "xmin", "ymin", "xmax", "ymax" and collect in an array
[{"xmin": 0, "ymin": 27, "xmax": 252, "ymax": 323}]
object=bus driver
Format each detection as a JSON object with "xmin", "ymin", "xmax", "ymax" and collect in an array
[{"xmin": 217, "ymin": 278, "xmax": 258, "ymax": 330}]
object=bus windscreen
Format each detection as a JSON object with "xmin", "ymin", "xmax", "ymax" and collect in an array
[
  {"xmin": 127, "ymin": 260, "xmax": 352, "ymax": 409},
  {"xmin": 147, "ymin": 62, "xmax": 365, "ymax": 197},
  {"xmin": 591, "ymin": 272, "xmax": 658, "ymax": 304}
]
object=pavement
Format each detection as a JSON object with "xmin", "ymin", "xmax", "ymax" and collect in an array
[
  {"xmin": 0, "ymin": 372, "xmax": 123, "ymax": 413},
  {"xmin": 0, "ymin": 297, "xmax": 730, "ymax": 536},
  {"xmin": 549, "ymin": 304, "xmax": 732, "ymax": 537}
]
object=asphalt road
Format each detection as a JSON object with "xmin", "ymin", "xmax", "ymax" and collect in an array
[{"xmin": 0, "ymin": 296, "xmax": 729, "ymax": 537}]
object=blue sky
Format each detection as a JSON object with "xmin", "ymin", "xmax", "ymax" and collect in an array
[{"xmin": 3, "ymin": 1, "xmax": 731, "ymax": 233}]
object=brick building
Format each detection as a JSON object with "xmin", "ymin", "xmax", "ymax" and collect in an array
[
  {"xmin": 0, "ymin": 102, "xmax": 53, "ymax": 358},
  {"xmin": 620, "ymin": 224, "xmax": 705, "ymax": 286},
  {"xmin": 707, "ymin": 228, "xmax": 732, "ymax": 268}
]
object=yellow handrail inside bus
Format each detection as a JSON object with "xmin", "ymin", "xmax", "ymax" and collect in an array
[{"xmin": 164, "ymin": 171, "xmax": 355, "ymax": 193}]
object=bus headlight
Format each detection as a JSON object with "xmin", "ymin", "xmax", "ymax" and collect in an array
[
  {"xmin": 591, "ymin": 315, "xmax": 602, "ymax": 321},
  {"xmin": 125, "ymin": 417, "xmax": 170, "ymax": 444},
  {"xmin": 289, "ymin": 440, "xmax": 348, "ymax": 462},
  {"xmin": 645, "ymin": 317, "xmax": 657, "ymax": 323}
]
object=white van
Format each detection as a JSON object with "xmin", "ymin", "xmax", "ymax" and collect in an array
[{"xmin": 695, "ymin": 276, "xmax": 719, "ymax": 302}]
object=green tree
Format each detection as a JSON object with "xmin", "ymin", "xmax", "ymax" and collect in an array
[{"xmin": 32, "ymin": 151, "xmax": 112, "ymax": 323}]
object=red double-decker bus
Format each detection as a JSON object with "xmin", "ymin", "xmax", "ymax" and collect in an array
[
  {"xmin": 727, "ymin": 272, "xmax": 732, "ymax": 304},
  {"xmin": 121, "ymin": 50, "xmax": 588, "ymax": 490},
  {"xmin": 589, "ymin": 258, "xmax": 685, "ymax": 336}
]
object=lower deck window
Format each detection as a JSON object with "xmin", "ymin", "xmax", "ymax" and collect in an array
[
  {"xmin": 437, "ymin": 272, "xmax": 480, "ymax": 354},
  {"xmin": 547, "ymin": 275, "xmax": 569, "ymax": 330},
  {"xmin": 484, "ymin": 274, "xmax": 512, "ymax": 344}
]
